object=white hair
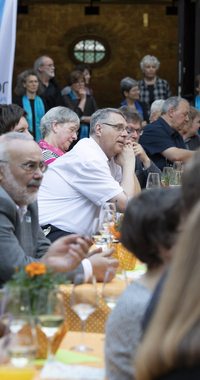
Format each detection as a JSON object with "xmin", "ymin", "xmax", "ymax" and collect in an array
[
  {"xmin": 40, "ymin": 106, "xmax": 80, "ymax": 139},
  {"xmin": 140, "ymin": 55, "xmax": 160, "ymax": 71},
  {"xmin": 150, "ymin": 100, "xmax": 165, "ymax": 121}
]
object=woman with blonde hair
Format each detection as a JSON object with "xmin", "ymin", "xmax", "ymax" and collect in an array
[{"xmin": 135, "ymin": 200, "xmax": 200, "ymax": 380}]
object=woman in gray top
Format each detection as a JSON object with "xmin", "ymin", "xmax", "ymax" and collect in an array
[{"xmin": 105, "ymin": 188, "xmax": 183, "ymax": 380}]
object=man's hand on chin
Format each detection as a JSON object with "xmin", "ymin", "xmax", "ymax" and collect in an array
[
  {"xmin": 41, "ymin": 234, "xmax": 91, "ymax": 272},
  {"xmin": 88, "ymin": 247, "xmax": 119, "ymax": 282}
]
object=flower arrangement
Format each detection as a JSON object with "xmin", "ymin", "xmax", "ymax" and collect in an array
[
  {"xmin": 6, "ymin": 262, "xmax": 70, "ymax": 314},
  {"xmin": 110, "ymin": 214, "xmax": 123, "ymax": 240}
]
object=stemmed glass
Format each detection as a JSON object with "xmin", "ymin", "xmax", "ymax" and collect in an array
[
  {"xmin": 35, "ymin": 288, "xmax": 65, "ymax": 362},
  {"xmin": 102, "ymin": 268, "xmax": 127, "ymax": 311},
  {"xmin": 70, "ymin": 274, "xmax": 98, "ymax": 352},
  {"xmin": 169, "ymin": 171, "xmax": 182, "ymax": 188},
  {"xmin": 0, "ymin": 287, "xmax": 36, "ymax": 380},
  {"xmin": 146, "ymin": 173, "xmax": 161, "ymax": 189},
  {"xmin": 91, "ymin": 210, "xmax": 115, "ymax": 250}
]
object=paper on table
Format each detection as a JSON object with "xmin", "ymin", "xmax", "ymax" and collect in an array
[
  {"xmin": 55, "ymin": 349, "xmax": 102, "ymax": 364},
  {"xmin": 40, "ymin": 360, "xmax": 105, "ymax": 380}
]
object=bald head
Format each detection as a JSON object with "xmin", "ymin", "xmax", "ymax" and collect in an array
[{"xmin": 0, "ymin": 133, "xmax": 44, "ymax": 207}]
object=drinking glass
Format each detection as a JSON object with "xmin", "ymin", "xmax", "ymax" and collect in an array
[
  {"xmin": 169, "ymin": 170, "xmax": 182, "ymax": 188},
  {"xmin": 102, "ymin": 268, "xmax": 127, "ymax": 311},
  {"xmin": 70, "ymin": 274, "xmax": 98, "ymax": 352},
  {"xmin": 0, "ymin": 288, "xmax": 36, "ymax": 380},
  {"xmin": 101, "ymin": 202, "xmax": 117, "ymax": 218},
  {"xmin": 91, "ymin": 210, "xmax": 115, "ymax": 250},
  {"xmin": 146, "ymin": 173, "xmax": 161, "ymax": 189},
  {"xmin": 35, "ymin": 288, "xmax": 65, "ymax": 362},
  {"xmin": 0, "ymin": 287, "xmax": 33, "ymax": 334},
  {"xmin": 161, "ymin": 167, "xmax": 173, "ymax": 187}
]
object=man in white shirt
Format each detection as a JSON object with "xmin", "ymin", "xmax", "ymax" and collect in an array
[{"xmin": 38, "ymin": 108, "xmax": 140, "ymax": 240}]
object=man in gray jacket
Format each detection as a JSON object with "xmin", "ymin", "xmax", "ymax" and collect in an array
[{"xmin": 0, "ymin": 132, "xmax": 118, "ymax": 286}]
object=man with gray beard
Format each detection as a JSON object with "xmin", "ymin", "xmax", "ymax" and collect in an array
[{"xmin": 0, "ymin": 133, "xmax": 92, "ymax": 287}]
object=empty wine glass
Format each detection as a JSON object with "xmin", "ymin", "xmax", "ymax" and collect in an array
[
  {"xmin": 102, "ymin": 268, "xmax": 127, "ymax": 311},
  {"xmin": 70, "ymin": 274, "xmax": 98, "ymax": 352},
  {"xmin": 169, "ymin": 170, "xmax": 182, "ymax": 188},
  {"xmin": 146, "ymin": 173, "xmax": 161, "ymax": 189},
  {"xmin": 35, "ymin": 288, "xmax": 65, "ymax": 362},
  {"xmin": 0, "ymin": 287, "xmax": 32, "ymax": 334}
]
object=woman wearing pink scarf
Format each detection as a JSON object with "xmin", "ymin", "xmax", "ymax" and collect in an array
[{"xmin": 38, "ymin": 106, "xmax": 79, "ymax": 165}]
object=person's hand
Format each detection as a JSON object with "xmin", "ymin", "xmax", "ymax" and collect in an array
[
  {"xmin": 132, "ymin": 141, "xmax": 151, "ymax": 169},
  {"xmin": 41, "ymin": 234, "xmax": 90, "ymax": 273},
  {"xmin": 79, "ymin": 88, "xmax": 87, "ymax": 99},
  {"xmin": 114, "ymin": 142, "xmax": 135, "ymax": 169},
  {"xmin": 88, "ymin": 248, "xmax": 119, "ymax": 282}
]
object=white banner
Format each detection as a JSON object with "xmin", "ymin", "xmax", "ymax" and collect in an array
[{"xmin": 0, "ymin": 0, "xmax": 18, "ymax": 104}]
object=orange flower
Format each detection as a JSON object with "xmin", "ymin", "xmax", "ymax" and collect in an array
[
  {"xmin": 25, "ymin": 262, "xmax": 46, "ymax": 277},
  {"xmin": 110, "ymin": 225, "xmax": 121, "ymax": 239}
]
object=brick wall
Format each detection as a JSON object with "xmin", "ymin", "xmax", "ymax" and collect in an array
[{"xmin": 14, "ymin": 3, "xmax": 178, "ymax": 108}]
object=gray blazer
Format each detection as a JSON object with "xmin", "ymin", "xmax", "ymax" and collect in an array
[{"xmin": 0, "ymin": 187, "xmax": 83, "ymax": 287}]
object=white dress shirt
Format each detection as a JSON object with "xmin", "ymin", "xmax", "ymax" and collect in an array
[{"xmin": 38, "ymin": 137, "xmax": 123, "ymax": 236}]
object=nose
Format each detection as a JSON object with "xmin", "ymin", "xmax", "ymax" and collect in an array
[
  {"xmin": 121, "ymin": 129, "xmax": 128, "ymax": 137},
  {"xmin": 33, "ymin": 167, "xmax": 43, "ymax": 180},
  {"xmin": 185, "ymin": 115, "xmax": 189, "ymax": 122},
  {"xmin": 72, "ymin": 132, "xmax": 78, "ymax": 140}
]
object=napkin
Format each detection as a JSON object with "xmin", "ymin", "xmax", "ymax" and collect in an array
[{"xmin": 40, "ymin": 360, "xmax": 105, "ymax": 379}]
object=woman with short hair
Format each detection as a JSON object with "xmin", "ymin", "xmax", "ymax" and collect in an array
[
  {"xmin": 38, "ymin": 106, "xmax": 79, "ymax": 165},
  {"xmin": 105, "ymin": 188, "xmax": 183, "ymax": 380},
  {"xmin": 135, "ymin": 200, "xmax": 200, "ymax": 380},
  {"xmin": 120, "ymin": 77, "xmax": 148, "ymax": 125},
  {"xmin": 138, "ymin": 55, "xmax": 172, "ymax": 120},
  {"xmin": 62, "ymin": 70, "xmax": 98, "ymax": 144},
  {"xmin": 13, "ymin": 69, "xmax": 45, "ymax": 141},
  {"xmin": 0, "ymin": 104, "xmax": 30, "ymax": 135}
]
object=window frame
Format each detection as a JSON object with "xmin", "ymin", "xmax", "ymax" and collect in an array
[{"xmin": 68, "ymin": 35, "xmax": 110, "ymax": 68}]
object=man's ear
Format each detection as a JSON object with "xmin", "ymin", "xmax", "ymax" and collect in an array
[
  {"xmin": 38, "ymin": 66, "xmax": 42, "ymax": 73},
  {"xmin": 95, "ymin": 123, "xmax": 103, "ymax": 137},
  {"xmin": 168, "ymin": 108, "xmax": 175, "ymax": 118}
]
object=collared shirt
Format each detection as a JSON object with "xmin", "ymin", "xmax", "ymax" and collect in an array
[
  {"xmin": 38, "ymin": 137, "xmax": 123, "ymax": 236},
  {"xmin": 139, "ymin": 117, "xmax": 186, "ymax": 171},
  {"xmin": 16, "ymin": 205, "xmax": 28, "ymax": 222}
]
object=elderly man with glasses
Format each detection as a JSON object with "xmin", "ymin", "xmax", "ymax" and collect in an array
[
  {"xmin": 38, "ymin": 108, "xmax": 140, "ymax": 242},
  {"xmin": 120, "ymin": 106, "xmax": 160, "ymax": 188},
  {"xmin": 0, "ymin": 132, "xmax": 96, "ymax": 287},
  {"xmin": 34, "ymin": 55, "xmax": 63, "ymax": 111}
]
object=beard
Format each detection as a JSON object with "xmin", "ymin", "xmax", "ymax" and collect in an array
[{"xmin": 3, "ymin": 168, "xmax": 41, "ymax": 207}]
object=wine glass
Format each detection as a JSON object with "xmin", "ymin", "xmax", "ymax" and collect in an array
[
  {"xmin": 70, "ymin": 274, "xmax": 98, "ymax": 352},
  {"xmin": 169, "ymin": 170, "xmax": 182, "ymax": 188},
  {"xmin": 35, "ymin": 288, "xmax": 65, "ymax": 362},
  {"xmin": 102, "ymin": 268, "xmax": 127, "ymax": 311},
  {"xmin": 91, "ymin": 210, "xmax": 115, "ymax": 250},
  {"xmin": 0, "ymin": 288, "xmax": 36, "ymax": 380},
  {"xmin": 101, "ymin": 202, "xmax": 116, "ymax": 218},
  {"xmin": 146, "ymin": 173, "xmax": 161, "ymax": 189},
  {"xmin": 0, "ymin": 287, "xmax": 33, "ymax": 334}
]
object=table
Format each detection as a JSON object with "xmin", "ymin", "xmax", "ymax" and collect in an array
[
  {"xmin": 34, "ymin": 331, "xmax": 106, "ymax": 380},
  {"xmin": 60, "ymin": 277, "xmax": 126, "ymax": 334}
]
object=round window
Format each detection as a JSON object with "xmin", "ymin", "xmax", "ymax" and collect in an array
[{"xmin": 68, "ymin": 36, "xmax": 110, "ymax": 68}]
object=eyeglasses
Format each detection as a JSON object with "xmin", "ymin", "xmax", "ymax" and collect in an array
[
  {"xmin": 0, "ymin": 160, "xmax": 48, "ymax": 173},
  {"xmin": 43, "ymin": 64, "xmax": 54, "ymax": 68},
  {"xmin": 103, "ymin": 123, "xmax": 142, "ymax": 136},
  {"xmin": 128, "ymin": 127, "xmax": 142, "ymax": 135},
  {"xmin": 102, "ymin": 123, "xmax": 130, "ymax": 134}
]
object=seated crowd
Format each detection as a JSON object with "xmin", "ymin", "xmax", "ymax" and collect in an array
[{"xmin": 1, "ymin": 53, "xmax": 200, "ymax": 379}]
